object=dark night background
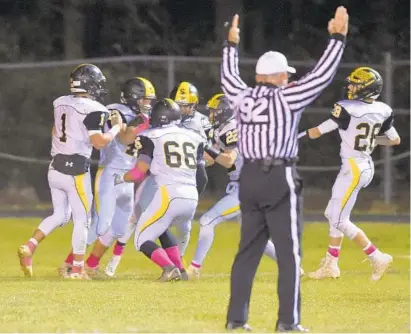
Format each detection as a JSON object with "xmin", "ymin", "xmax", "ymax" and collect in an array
[{"xmin": 0, "ymin": 0, "xmax": 409, "ymax": 211}]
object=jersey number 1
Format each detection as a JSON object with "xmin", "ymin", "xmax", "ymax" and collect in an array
[{"xmin": 59, "ymin": 113, "xmax": 67, "ymax": 143}]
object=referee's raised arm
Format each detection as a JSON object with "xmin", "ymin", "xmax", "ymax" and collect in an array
[
  {"xmin": 221, "ymin": 15, "xmax": 248, "ymax": 107},
  {"xmin": 224, "ymin": 6, "xmax": 349, "ymax": 333},
  {"xmin": 282, "ymin": 7, "xmax": 349, "ymax": 112}
]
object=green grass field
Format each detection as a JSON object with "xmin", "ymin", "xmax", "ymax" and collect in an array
[{"xmin": 0, "ymin": 218, "xmax": 409, "ymax": 333}]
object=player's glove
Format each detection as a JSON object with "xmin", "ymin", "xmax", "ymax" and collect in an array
[{"xmin": 114, "ymin": 173, "xmax": 124, "ymax": 186}]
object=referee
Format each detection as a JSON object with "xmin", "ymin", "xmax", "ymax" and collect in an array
[{"xmin": 222, "ymin": 7, "xmax": 349, "ymax": 332}]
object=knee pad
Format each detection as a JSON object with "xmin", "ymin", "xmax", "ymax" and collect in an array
[
  {"xmin": 336, "ymin": 220, "xmax": 360, "ymax": 240},
  {"xmin": 199, "ymin": 213, "xmax": 216, "ymax": 227},
  {"xmin": 329, "ymin": 225, "xmax": 344, "ymax": 238}
]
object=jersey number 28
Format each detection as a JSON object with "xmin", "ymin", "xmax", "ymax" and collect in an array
[
  {"xmin": 164, "ymin": 141, "xmax": 196, "ymax": 169},
  {"xmin": 354, "ymin": 122, "xmax": 382, "ymax": 152}
]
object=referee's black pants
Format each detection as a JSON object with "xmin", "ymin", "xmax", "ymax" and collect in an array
[{"xmin": 226, "ymin": 160, "xmax": 303, "ymax": 327}]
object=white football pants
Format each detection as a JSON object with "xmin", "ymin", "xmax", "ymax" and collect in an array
[
  {"xmin": 38, "ymin": 168, "xmax": 92, "ymax": 255},
  {"xmin": 325, "ymin": 157, "xmax": 374, "ymax": 239}
]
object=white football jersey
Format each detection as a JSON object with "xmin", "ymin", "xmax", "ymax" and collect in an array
[
  {"xmin": 330, "ymin": 99, "xmax": 394, "ymax": 159},
  {"xmin": 98, "ymin": 103, "xmax": 144, "ymax": 170},
  {"xmin": 212, "ymin": 118, "xmax": 243, "ymax": 182},
  {"xmin": 51, "ymin": 95, "xmax": 109, "ymax": 158},
  {"xmin": 137, "ymin": 124, "xmax": 205, "ymax": 187}
]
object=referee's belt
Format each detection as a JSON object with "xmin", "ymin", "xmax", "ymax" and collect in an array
[{"xmin": 244, "ymin": 156, "xmax": 299, "ymax": 167}]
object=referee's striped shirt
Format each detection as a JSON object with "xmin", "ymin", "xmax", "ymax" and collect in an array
[{"xmin": 221, "ymin": 34, "xmax": 346, "ymax": 160}]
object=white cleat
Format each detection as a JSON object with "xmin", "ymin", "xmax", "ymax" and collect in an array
[
  {"xmin": 370, "ymin": 253, "xmax": 393, "ymax": 281},
  {"xmin": 104, "ymin": 255, "xmax": 122, "ymax": 277},
  {"xmin": 186, "ymin": 264, "xmax": 201, "ymax": 280},
  {"xmin": 308, "ymin": 254, "xmax": 340, "ymax": 279},
  {"xmin": 300, "ymin": 267, "xmax": 305, "ymax": 277}
]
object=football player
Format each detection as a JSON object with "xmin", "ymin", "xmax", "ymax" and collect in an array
[
  {"xmin": 18, "ymin": 64, "xmax": 123, "ymax": 279},
  {"xmin": 168, "ymin": 81, "xmax": 211, "ymax": 257},
  {"xmin": 187, "ymin": 94, "xmax": 278, "ymax": 279},
  {"xmin": 59, "ymin": 77, "xmax": 156, "ymax": 276},
  {"xmin": 114, "ymin": 98, "xmax": 206, "ymax": 281},
  {"xmin": 300, "ymin": 67, "xmax": 401, "ymax": 281}
]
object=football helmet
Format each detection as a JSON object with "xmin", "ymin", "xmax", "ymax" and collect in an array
[
  {"xmin": 70, "ymin": 64, "xmax": 108, "ymax": 102},
  {"xmin": 150, "ymin": 98, "xmax": 181, "ymax": 128},
  {"xmin": 169, "ymin": 81, "xmax": 199, "ymax": 117},
  {"xmin": 120, "ymin": 77, "xmax": 156, "ymax": 114},
  {"xmin": 344, "ymin": 67, "xmax": 383, "ymax": 101},
  {"xmin": 207, "ymin": 93, "xmax": 233, "ymax": 128}
]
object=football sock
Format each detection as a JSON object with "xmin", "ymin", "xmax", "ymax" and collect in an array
[
  {"xmin": 113, "ymin": 242, "xmax": 126, "ymax": 256},
  {"xmin": 164, "ymin": 246, "xmax": 183, "ymax": 270},
  {"xmin": 27, "ymin": 238, "xmax": 38, "ymax": 253},
  {"xmin": 140, "ymin": 241, "xmax": 174, "ymax": 268},
  {"xmin": 363, "ymin": 242, "xmax": 380, "ymax": 258},
  {"xmin": 328, "ymin": 245, "xmax": 341, "ymax": 258},
  {"xmin": 65, "ymin": 252, "xmax": 74, "ymax": 265},
  {"xmin": 86, "ymin": 254, "xmax": 100, "ymax": 269}
]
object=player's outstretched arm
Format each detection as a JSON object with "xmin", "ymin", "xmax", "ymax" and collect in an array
[{"xmin": 123, "ymin": 160, "xmax": 149, "ymax": 183}]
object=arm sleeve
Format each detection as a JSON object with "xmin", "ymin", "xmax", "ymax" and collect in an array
[
  {"xmin": 219, "ymin": 128, "xmax": 238, "ymax": 149},
  {"xmin": 379, "ymin": 114, "xmax": 394, "ymax": 134},
  {"xmin": 136, "ymin": 136, "xmax": 154, "ymax": 159},
  {"xmin": 282, "ymin": 34, "xmax": 346, "ymax": 112},
  {"xmin": 221, "ymin": 42, "xmax": 249, "ymax": 109},
  {"xmin": 83, "ymin": 111, "xmax": 107, "ymax": 131},
  {"xmin": 329, "ymin": 103, "xmax": 351, "ymax": 130}
]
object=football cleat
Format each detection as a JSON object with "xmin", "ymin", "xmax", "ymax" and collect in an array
[
  {"xmin": 66, "ymin": 271, "xmax": 91, "ymax": 280},
  {"xmin": 57, "ymin": 262, "xmax": 72, "ymax": 278},
  {"xmin": 104, "ymin": 255, "xmax": 122, "ymax": 277},
  {"xmin": 370, "ymin": 253, "xmax": 393, "ymax": 281},
  {"xmin": 17, "ymin": 245, "xmax": 33, "ymax": 277},
  {"xmin": 187, "ymin": 264, "xmax": 201, "ymax": 280},
  {"xmin": 157, "ymin": 266, "xmax": 181, "ymax": 282},
  {"xmin": 308, "ymin": 253, "xmax": 340, "ymax": 279}
]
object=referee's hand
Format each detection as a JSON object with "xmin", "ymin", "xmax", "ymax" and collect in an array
[
  {"xmin": 328, "ymin": 6, "xmax": 349, "ymax": 36},
  {"xmin": 228, "ymin": 14, "xmax": 240, "ymax": 44}
]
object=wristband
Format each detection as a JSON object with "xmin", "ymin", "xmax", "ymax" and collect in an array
[
  {"xmin": 108, "ymin": 124, "xmax": 121, "ymax": 138},
  {"xmin": 129, "ymin": 167, "xmax": 146, "ymax": 182},
  {"xmin": 297, "ymin": 131, "xmax": 307, "ymax": 139},
  {"xmin": 205, "ymin": 146, "xmax": 221, "ymax": 160}
]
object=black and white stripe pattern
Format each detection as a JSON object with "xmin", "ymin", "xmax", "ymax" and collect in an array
[{"xmin": 221, "ymin": 36, "xmax": 345, "ymax": 160}]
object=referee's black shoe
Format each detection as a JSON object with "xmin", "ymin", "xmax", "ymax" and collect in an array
[
  {"xmin": 226, "ymin": 322, "xmax": 252, "ymax": 331},
  {"xmin": 275, "ymin": 322, "xmax": 309, "ymax": 332}
]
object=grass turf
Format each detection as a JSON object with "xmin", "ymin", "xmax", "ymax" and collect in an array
[{"xmin": 0, "ymin": 218, "xmax": 409, "ymax": 332}]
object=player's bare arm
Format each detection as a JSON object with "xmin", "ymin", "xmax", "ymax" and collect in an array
[
  {"xmin": 89, "ymin": 110, "xmax": 123, "ymax": 149},
  {"xmin": 375, "ymin": 135, "xmax": 401, "ymax": 146},
  {"xmin": 205, "ymin": 145, "xmax": 237, "ymax": 169}
]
